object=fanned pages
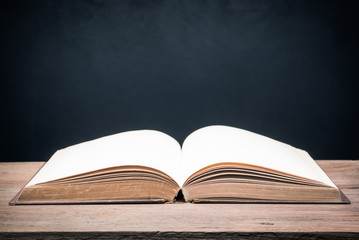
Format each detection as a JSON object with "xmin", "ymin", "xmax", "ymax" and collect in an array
[
  {"xmin": 26, "ymin": 130, "xmax": 183, "ymax": 187},
  {"xmin": 10, "ymin": 125, "xmax": 348, "ymax": 205}
]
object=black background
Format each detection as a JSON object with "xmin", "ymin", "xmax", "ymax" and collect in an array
[{"xmin": 1, "ymin": 0, "xmax": 358, "ymax": 162}]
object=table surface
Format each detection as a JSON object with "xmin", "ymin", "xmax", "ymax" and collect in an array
[{"xmin": 0, "ymin": 161, "xmax": 358, "ymax": 239}]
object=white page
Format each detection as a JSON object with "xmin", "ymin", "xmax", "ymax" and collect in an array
[
  {"xmin": 27, "ymin": 130, "xmax": 183, "ymax": 187},
  {"xmin": 181, "ymin": 125, "xmax": 336, "ymax": 188}
]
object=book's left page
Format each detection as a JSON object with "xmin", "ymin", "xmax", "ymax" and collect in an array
[{"xmin": 27, "ymin": 130, "xmax": 183, "ymax": 187}]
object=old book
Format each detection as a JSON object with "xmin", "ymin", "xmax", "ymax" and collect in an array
[{"xmin": 10, "ymin": 125, "xmax": 349, "ymax": 205}]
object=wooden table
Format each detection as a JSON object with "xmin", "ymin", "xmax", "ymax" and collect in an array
[{"xmin": 0, "ymin": 161, "xmax": 358, "ymax": 239}]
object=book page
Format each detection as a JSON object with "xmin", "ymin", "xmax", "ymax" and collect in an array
[
  {"xmin": 27, "ymin": 130, "xmax": 183, "ymax": 187},
  {"xmin": 181, "ymin": 125, "xmax": 336, "ymax": 188}
]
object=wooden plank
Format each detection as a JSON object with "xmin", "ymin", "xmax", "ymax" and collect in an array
[
  {"xmin": 1, "ymin": 232, "xmax": 359, "ymax": 240},
  {"xmin": 0, "ymin": 161, "xmax": 358, "ymax": 238}
]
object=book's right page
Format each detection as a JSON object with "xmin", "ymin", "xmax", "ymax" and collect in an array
[{"xmin": 181, "ymin": 125, "xmax": 336, "ymax": 189}]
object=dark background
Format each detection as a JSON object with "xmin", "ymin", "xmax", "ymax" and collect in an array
[{"xmin": 1, "ymin": 0, "xmax": 358, "ymax": 162}]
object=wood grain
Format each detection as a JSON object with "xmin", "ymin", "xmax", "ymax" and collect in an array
[{"xmin": 0, "ymin": 161, "xmax": 358, "ymax": 239}]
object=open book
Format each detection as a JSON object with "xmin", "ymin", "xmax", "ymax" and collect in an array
[{"xmin": 10, "ymin": 125, "xmax": 348, "ymax": 205}]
